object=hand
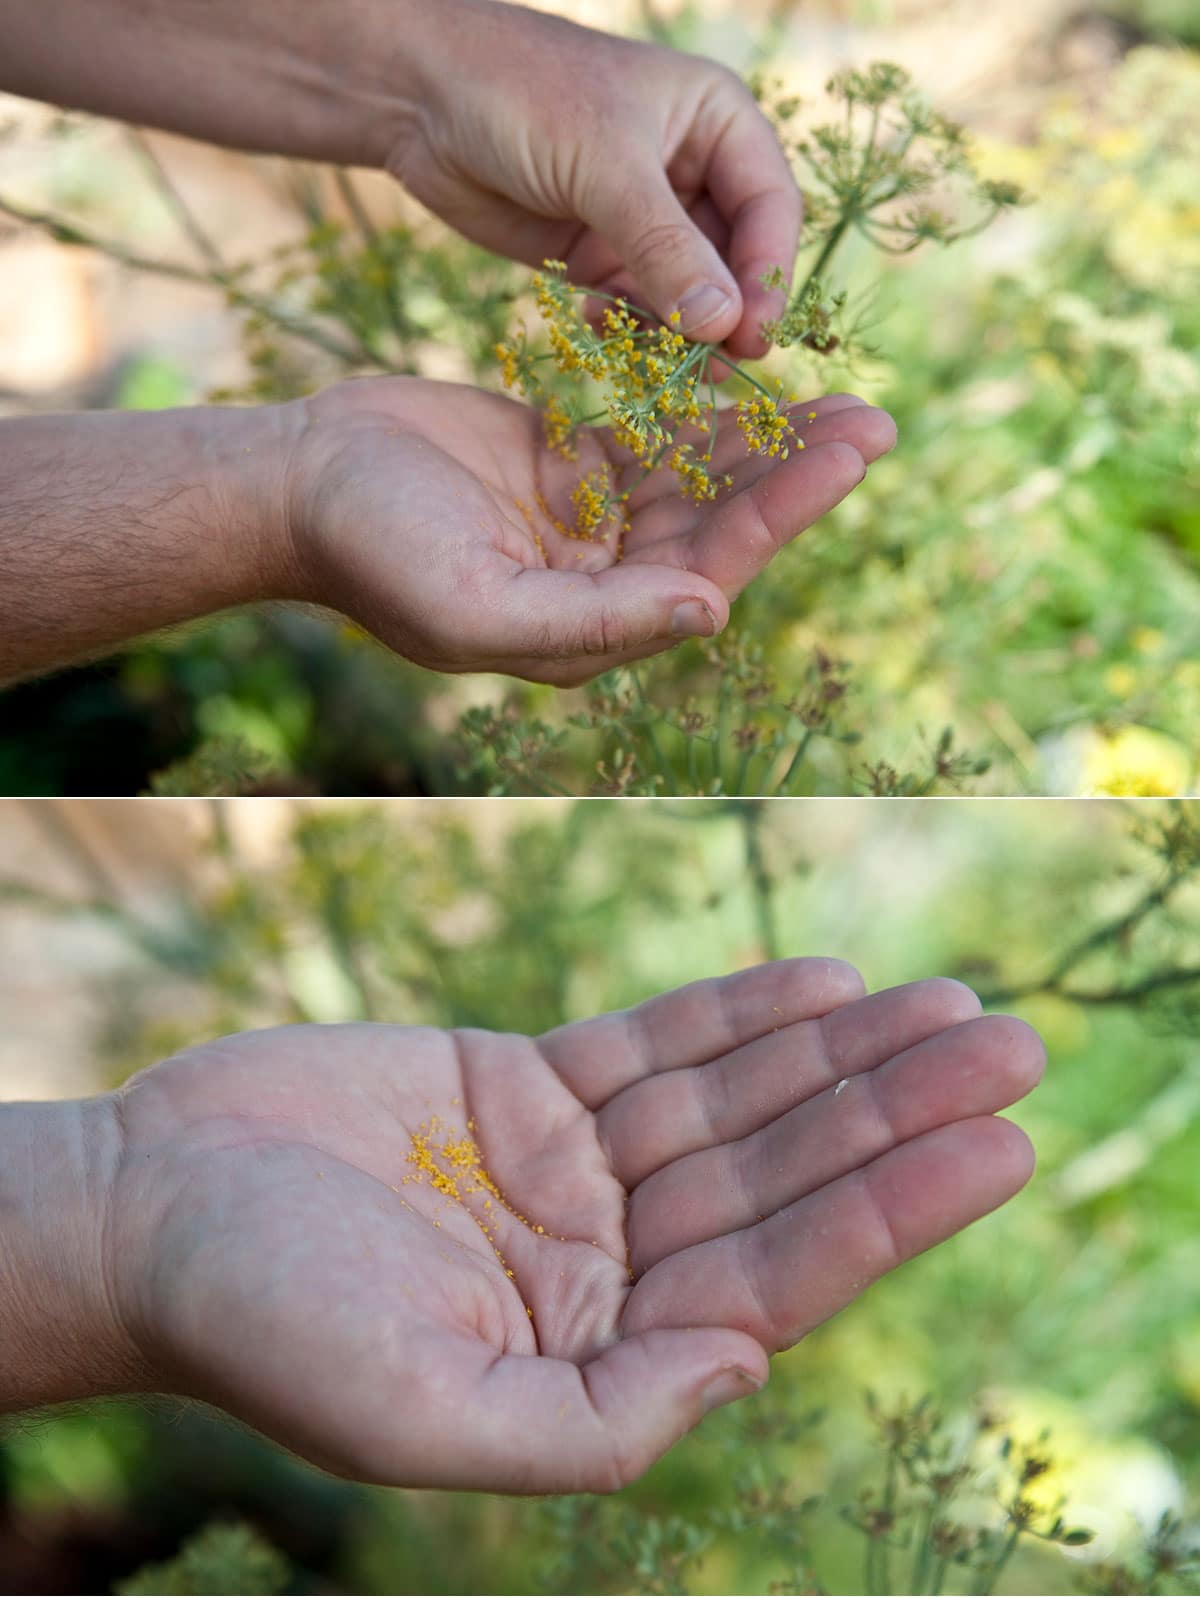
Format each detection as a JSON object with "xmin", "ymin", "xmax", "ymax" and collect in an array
[
  {"xmin": 102, "ymin": 961, "xmax": 1043, "ymax": 1493},
  {"xmin": 390, "ymin": 1, "xmax": 803, "ymax": 354},
  {"xmin": 282, "ymin": 378, "xmax": 897, "ymax": 686},
  {"xmin": 2, "ymin": 2, "xmax": 798, "ymax": 356}
]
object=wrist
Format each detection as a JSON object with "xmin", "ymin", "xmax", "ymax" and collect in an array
[
  {"xmin": 267, "ymin": 0, "xmax": 441, "ymax": 172},
  {"xmin": 0, "ymin": 1096, "xmax": 149, "ymax": 1413},
  {"xmin": 200, "ymin": 401, "xmax": 313, "ymax": 606},
  {"xmin": 270, "ymin": 378, "xmax": 426, "ymax": 624}
]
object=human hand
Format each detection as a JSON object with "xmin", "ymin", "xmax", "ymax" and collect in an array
[
  {"xmin": 95, "ymin": 960, "xmax": 1042, "ymax": 1493},
  {"xmin": 281, "ymin": 378, "xmax": 896, "ymax": 686},
  {"xmin": 388, "ymin": 1, "xmax": 803, "ymax": 356}
]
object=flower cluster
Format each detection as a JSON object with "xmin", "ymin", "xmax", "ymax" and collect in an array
[
  {"xmin": 492, "ymin": 64, "xmax": 1023, "ymax": 555},
  {"xmin": 670, "ymin": 444, "xmax": 733, "ymax": 504},
  {"xmin": 735, "ymin": 393, "xmax": 797, "ymax": 457},
  {"xmin": 751, "ymin": 60, "xmax": 1027, "ymax": 361},
  {"xmin": 495, "ymin": 259, "xmax": 799, "ymax": 542},
  {"xmin": 570, "ymin": 467, "xmax": 622, "ymax": 540}
]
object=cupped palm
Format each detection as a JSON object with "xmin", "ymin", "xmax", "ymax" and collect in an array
[
  {"xmin": 288, "ymin": 379, "xmax": 897, "ymax": 684},
  {"xmin": 108, "ymin": 960, "xmax": 1041, "ymax": 1493}
]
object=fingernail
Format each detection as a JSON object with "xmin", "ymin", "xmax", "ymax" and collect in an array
[
  {"xmin": 701, "ymin": 1367, "xmax": 766, "ymax": 1415},
  {"xmin": 676, "ymin": 282, "xmax": 735, "ymax": 336},
  {"xmin": 670, "ymin": 600, "xmax": 717, "ymax": 639}
]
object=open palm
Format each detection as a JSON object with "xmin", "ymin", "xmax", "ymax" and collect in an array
[
  {"xmin": 107, "ymin": 961, "xmax": 1041, "ymax": 1494},
  {"xmin": 288, "ymin": 379, "xmax": 897, "ymax": 685}
]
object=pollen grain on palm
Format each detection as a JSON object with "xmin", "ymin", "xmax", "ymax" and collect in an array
[{"xmin": 400, "ymin": 1115, "xmax": 565, "ymax": 1282}]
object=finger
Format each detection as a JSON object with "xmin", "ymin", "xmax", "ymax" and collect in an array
[
  {"xmin": 611, "ymin": 392, "xmax": 866, "ymax": 504},
  {"xmin": 585, "ymin": 153, "xmax": 743, "ymax": 340},
  {"xmin": 483, "ymin": 560, "xmax": 731, "ymax": 664},
  {"xmin": 620, "ymin": 395, "xmax": 877, "ymax": 516},
  {"xmin": 578, "ymin": 193, "xmax": 730, "ymax": 328},
  {"xmin": 618, "ymin": 407, "xmax": 897, "ymax": 583},
  {"xmin": 699, "ymin": 94, "xmax": 804, "ymax": 359},
  {"xmin": 504, "ymin": 627, "xmax": 706, "ymax": 689},
  {"xmin": 399, "ymin": 1325, "xmax": 767, "ymax": 1494},
  {"xmin": 600, "ymin": 977, "xmax": 981, "ymax": 1188},
  {"xmin": 538, "ymin": 958, "xmax": 865, "ymax": 1109},
  {"xmin": 627, "ymin": 1014, "xmax": 1045, "ymax": 1273},
  {"xmin": 684, "ymin": 431, "xmax": 891, "ymax": 599},
  {"xmin": 623, "ymin": 1115, "xmax": 1035, "ymax": 1351}
]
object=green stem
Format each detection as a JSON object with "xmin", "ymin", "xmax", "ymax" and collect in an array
[
  {"xmin": 974, "ymin": 1524, "xmax": 1021, "ymax": 1596},
  {"xmin": 631, "ymin": 670, "xmax": 676, "ymax": 795},
  {"xmin": 333, "ymin": 167, "xmax": 409, "ymax": 343},
  {"xmin": 911, "ymin": 1502, "xmax": 938, "ymax": 1596},
  {"xmin": 775, "ymin": 729, "xmax": 814, "ymax": 795},
  {"xmin": 720, "ymin": 357, "xmax": 786, "ymax": 408},
  {"xmin": 739, "ymin": 801, "xmax": 780, "ymax": 961},
  {"xmin": 857, "ymin": 104, "xmax": 883, "ymax": 189},
  {"xmin": 641, "ymin": 337, "xmax": 710, "ymax": 413},
  {"xmin": 977, "ymin": 866, "xmax": 1189, "ymax": 1006},
  {"xmin": 735, "ymin": 742, "xmax": 755, "ymax": 797},
  {"xmin": 126, "ymin": 128, "xmax": 227, "ymax": 274},
  {"xmin": 568, "ymin": 282, "xmax": 655, "ymax": 321},
  {"xmin": 713, "ymin": 671, "xmax": 732, "ymax": 793},
  {"xmin": 796, "ymin": 213, "xmax": 853, "ymax": 304},
  {"xmin": 879, "ymin": 1452, "xmax": 898, "ymax": 1597},
  {"xmin": 865, "ymin": 1528, "xmax": 882, "ymax": 1597},
  {"xmin": 634, "ymin": 429, "xmax": 679, "ymax": 486},
  {"xmin": 503, "ymin": 765, "xmax": 576, "ymax": 799}
]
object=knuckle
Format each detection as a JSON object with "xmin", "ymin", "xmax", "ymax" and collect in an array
[
  {"xmin": 629, "ymin": 217, "xmax": 698, "ymax": 276},
  {"xmin": 741, "ymin": 493, "xmax": 784, "ymax": 564},
  {"xmin": 517, "ymin": 619, "xmax": 561, "ymax": 661},
  {"xmin": 576, "ymin": 605, "xmax": 626, "ymax": 658}
]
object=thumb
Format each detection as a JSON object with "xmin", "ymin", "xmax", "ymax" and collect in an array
[
  {"xmin": 496, "ymin": 563, "xmax": 730, "ymax": 662},
  {"xmin": 463, "ymin": 1327, "xmax": 769, "ymax": 1494},
  {"xmin": 586, "ymin": 158, "xmax": 743, "ymax": 341}
]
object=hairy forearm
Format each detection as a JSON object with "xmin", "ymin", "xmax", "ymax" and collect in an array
[
  {"xmin": 0, "ymin": 0, "xmax": 437, "ymax": 169},
  {"xmin": 0, "ymin": 1095, "xmax": 142, "ymax": 1412},
  {"xmin": 0, "ymin": 406, "xmax": 299, "ymax": 686}
]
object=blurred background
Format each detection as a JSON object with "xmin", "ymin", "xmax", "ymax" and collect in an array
[
  {"xmin": 0, "ymin": 0, "xmax": 1196, "ymax": 797},
  {"xmin": 1, "ymin": 795, "xmax": 1199, "ymax": 1592}
]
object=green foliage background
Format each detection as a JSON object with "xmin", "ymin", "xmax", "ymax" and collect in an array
[
  {"xmin": 2, "ymin": 797, "xmax": 1199, "ymax": 1592},
  {"xmin": 0, "ymin": 17, "xmax": 1196, "ymax": 797}
]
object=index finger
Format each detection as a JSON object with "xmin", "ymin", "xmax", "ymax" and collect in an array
[
  {"xmin": 536, "ymin": 958, "xmax": 865, "ymax": 1109},
  {"xmin": 700, "ymin": 88, "xmax": 804, "ymax": 358}
]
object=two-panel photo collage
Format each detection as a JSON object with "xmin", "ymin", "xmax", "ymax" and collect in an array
[{"xmin": 1, "ymin": 2, "xmax": 1196, "ymax": 1595}]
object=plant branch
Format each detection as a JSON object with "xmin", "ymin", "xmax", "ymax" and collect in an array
[
  {"xmin": 0, "ymin": 191, "xmax": 378, "ymax": 369},
  {"xmin": 974, "ymin": 865, "xmax": 1194, "ymax": 1007}
]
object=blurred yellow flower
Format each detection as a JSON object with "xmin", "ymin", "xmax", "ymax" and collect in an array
[
  {"xmin": 983, "ymin": 1388, "xmax": 1183, "ymax": 1562},
  {"xmin": 1130, "ymin": 626, "xmax": 1165, "ymax": 656},
  {"xmin": 1104, "ymin": 664, "xmax": 1138, "ymax": 699},
  {"xmin": 1084, "ymin": 725, "xmax": 1193, "ymax": 797}
]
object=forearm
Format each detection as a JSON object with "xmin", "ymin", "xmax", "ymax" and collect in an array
[
  {"xmin": 0, "ymin": 1095, "xmax": 143, "ymax": 1412},
  {"xmin": 0, "ymin": 405, "xmax": 300, "ymax": 686},
  {"xmin": 0, "ymin": 0, "xmax": 440, "ymax": 170}
]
